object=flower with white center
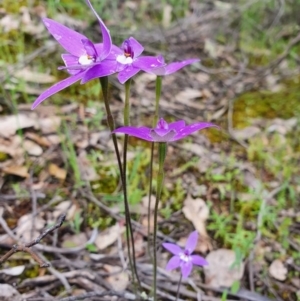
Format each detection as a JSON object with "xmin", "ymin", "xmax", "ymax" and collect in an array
[
  {"xmin": 32, "ymin": 0, "xmax": 115, "ymax": 109},
  {"xmin": 162, "ymin": 231, "xmax": 208, "ymax": 278}
]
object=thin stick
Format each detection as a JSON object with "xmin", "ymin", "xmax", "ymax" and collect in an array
[
  {"xmin": 176, "ymin": 274, "xmax": 183, "ymax": 301},
  {"xmin": 0, "ymin": 213, "xmax": 66, "ymax": 267}
]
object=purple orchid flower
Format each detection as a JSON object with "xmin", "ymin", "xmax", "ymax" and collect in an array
[
  {"xmin": 163, "ymin": 231, "xmax": 208, "ymax": 279},
  {"xmin": 145, "ymin": 55, "xmax": 199, "ymax": 76},
  {"xmin": 32, "ymin": 0, "xmax": 114, "ymax": 109},
  {"xmin": 113, "ymin": 118, "xmax": 217, "ymax": 142},
  {"xmin": 82, "ymin": 37, "xmax": 164, "ymax": 84}
]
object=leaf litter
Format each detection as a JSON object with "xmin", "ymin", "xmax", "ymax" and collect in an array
[{"xmin": 0, "ymin": 1, "xmax": 300, "ymax": 300}]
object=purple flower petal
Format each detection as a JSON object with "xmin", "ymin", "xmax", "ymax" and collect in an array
[
  {"xmin": 185, "ymin": 231, "xmax": 198, "ymax": 253},
  {"xmin": 113, "ymin": 126, "xmax": 152, "ymax": 141},
  {"xmin": 105, "ymin": 44, "xmax": 123, "ymax": 59},
  {"xmin": 150, "ymin": 59, "xmax": 199, "ymax": 75},
  {"xmin": 191, "ymin": 255, "xmax": 208, "ymax": 267},
  {"xmin": 82, "ymin": 39, "xmax": 97, "ymax": 57},
  {"xmin": 162, "ymin": 243, "xmax": 183, "ymax": 255},
  {"xmin": 127, "ymin": 37, "xmax": 144, "ymax": 58},
  {"xmin": 42, "ymin": 18, "xmax": 86, "ymax": 57},
  {"xmin": 81, "ymin": 60, "xmax": 117, "ymax": 84},
  {"xmin": 172, "ymin": 122, "xmax": 218, "ymax": 141},
  {"xmin": 61, "ymin": 54, "xmax": 81, "ymax": 75},
  {"xmin": 181, "ymin": 261, "xmax": 193, "ymax": 278},
  {"xmin": 134, "ymin": 56, "xmax": 164, "ymax": 71},
  {"xmin": 117, "ymin": 66, "xmax": 140, "ymax": 84},
  {"xmin": 165, "ymin": 255, "xmax": 181, "ymax": 271},
  {"xmin": 31, "ymin": 72, "xmax": 84, "ymax": 109},
  {"xmin": 85, "ymin": 0, "xmax": 112, "ymax": 60},
  {"xmin": 150, "ymin": 129, "xmax": 176, "ymax": 142},
  {"xmin": 168, "ymin": 120, "xmax": 186, "ymax": 131}
]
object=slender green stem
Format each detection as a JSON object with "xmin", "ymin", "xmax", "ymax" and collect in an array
[
  {"xmin": 154, "ymin": 76, "xmax": 162, "ymax": 125},
  {"xmin": 99, "ymin": 77, "xmax": 140, "ymax": 289},
  {"xmin": 147, "ymin": 142, "xmax": 154, "ymax": 261},
  {"xmin": 123, "ymin": 79, "xmax": 141, "ymax": 288},
  {"xmin": 124, "ymin": 79, "xmax": 131, "ymax": 126},
  {"xmin": 147, "ymin": 76, "xmax": 162, "ymax": 260},
  {"xmin": 153, "ymin": 142, "xmax": 167, "ymax": 301},
  {"xmin": 99, "ymin": 77, "xmax": 123, "ymax": 175},
  {"xmin": 176, "ymin": 274, "xmax": 182, "ymax": 301}
]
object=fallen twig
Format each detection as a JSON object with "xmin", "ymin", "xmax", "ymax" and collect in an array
[
  {"xmin": 56, "ymin": 290, "xmax": 136, "ymax": 301},
  {"xmin": 0, "ymin": 213, "xmax": 66, "ymax": 267}
]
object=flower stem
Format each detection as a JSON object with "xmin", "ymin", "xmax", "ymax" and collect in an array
[
  {"xmin": 176, "ymin": 274, "xmax": 182, "ymax": 301},
  {"xmin": 154, "ymin": 76, "xmax": 162, "ymax": 125},
  {"xmin": 147, "ymin": 142, "xmax": 154, "ymax": 261},
  {"xmin": 147, "ymin": 76, "xmax": 162, "ymax": 261},
  {"xmin": 123, "ymin": 79, "xmax": 141, "ymax": 288},
  {"xmin": 99, "ymin": 77, "xmax": 140, "ymax": 289},
  {"xmin": 99, "ymin": 77, "xmax": 123, "ymax": 175},
  {"xmin": 153, "ymin": 142, "xmax": 167, "ymax": 301}
]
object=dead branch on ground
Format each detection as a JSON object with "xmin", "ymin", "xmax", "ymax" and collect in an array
[{"xmin": 0, "ymin": 213, "xmax": 66, "ymax": 267}]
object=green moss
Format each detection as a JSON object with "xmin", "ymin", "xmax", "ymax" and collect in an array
[
  {"xmin": 0, "ymin": 152, "xmax": 9, "ymax": 162},
  {"xmin": 233, "ymin": 77, "xmax": 300, "ymax": 129}
]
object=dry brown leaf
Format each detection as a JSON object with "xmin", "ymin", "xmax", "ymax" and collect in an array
[
  {"xmin": 0, "ymin": 15, "xmax": 19, "ymax": 32},
  {"xmin": 141, "ymin": 195, "xmax": 157, "ymax": 211},
  {"xmin": 0, "ymin": 114, "xmax": 37, "ymax": 138},
  {"xmin": 23, "ymin": 140, "xmax": 43, "ymax": 156},
  {"xmin": 267, "ymin": 118, "xmax": 297, "ymax": 135},
  {"xmin": 269, "ymin": 259, "xmax": 287, "ymax": 281},
  {"xmin": 48, "ymin": 163, "xmax": 67, "ymax": 181},
  {"xmin": 182, "ymin": 196, "xmax": 209, "ymax": 238},
  {"xmin": 16, "ymin": 213, "xmax": 45, "ymax": 242},
  {"xmin": 0, "ymin": 266, "xmax": 25, "ymax": 276},
  {"xmin": 25, "ymin": 132, "xmax": 51, "ymax": 147},
  {"xmin": 15, "ymin": 68, "xmax": 56, "ymax": 84},
  {"xmin": 204, "ymin": 249, "xmax": 245, "ymax": 288},
  {"xmin": 62, "ymin": 233, "xmax": 87, "ymax": 248},
  {"xmin": 38, "ymin": 116, "xmax": 61, "ymax": 134},
  {"xmin": 53, "ymin": 200, "xmax": 78, "ymax": 221},
  {"xmin": 175, "ymin": 88, "xmax": 202, "ymax": 102},
  {"xmin": 141, "ymin": 214, "xmax": 162, "ymax": 233},
  {"xmin": 0, "ymin": 136, "xmax": 23, "ymax": 158},
  {"xmin": 2, "ymin": 165, "xmax": 29, "ymax": 178},
  {"xmin": 95, "ymin": 224, "xmax": 125, "ymax": 250},
  {"xmin": 77, "ymin": 151, "xmax": 99, "ymax": 181},
  {"xmin": 232, "ymin": 126, "xmax": 261, "ymax": 140},
  {"xmin": 0, "ymin": 284, "xmax": 22, "ymax": 301},
  {"xmin": 104, "ymin": 265, "xmax": 129, "ymax": 292},
  {"xmin": 46, "ymin": 134, "xmax": 62, "ymax": 145}
]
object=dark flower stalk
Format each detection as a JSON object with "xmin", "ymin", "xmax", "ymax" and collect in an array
[
  {"xmin": 147, "ymin": 75, "xmax": 162, "ymax": 260},
  {"xmin": 123, "ymin": 79, "xmax": 141, "ymax": 289},
  {"xmin": 99, "ymin": 77, "xmax": 141, "ymax": 290},
  {"xmin": 176, "ymin": 274, "xmax": 183, "ymax": 301},
  {"xmin": 153, "ymin": 142, "xmax": 167, "ymax": 301}
]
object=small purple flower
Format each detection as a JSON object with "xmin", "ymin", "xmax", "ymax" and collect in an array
[
  {"xmin": 163, "ymin": 231, "xmax": 208, "ymax": 278},
  {"xmin": 113, "ymin": 118, "xmax": 217, "ymax": 142},
  {"xmin": 145, "ymin": 55, "xmax": 199, "ymax": 76},
  {"xmin": 32, "ymin": 0, "xmax": 114, "ymax": 109},
  {"xmin": 83, "ymin": 37, "xmax": 164, "ymax": 84}
]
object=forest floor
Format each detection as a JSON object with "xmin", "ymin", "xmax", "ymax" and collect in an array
[{"xmin": 0, "ymin": 1, "xmax": 300, "ymax": 300}]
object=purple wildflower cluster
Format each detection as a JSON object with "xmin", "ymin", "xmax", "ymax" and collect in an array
[
  {"xmin": 32, "ymin": 0, "xmax": 214, "ymax": 283},
  {"xmin": 32, "ymin": 0, "xmax": 199, "ymax": 109}
]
